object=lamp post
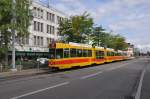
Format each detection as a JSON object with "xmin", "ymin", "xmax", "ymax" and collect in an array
[{"xmin": 11, "ymin": 0, "xmax": 17, "ymax": 71}]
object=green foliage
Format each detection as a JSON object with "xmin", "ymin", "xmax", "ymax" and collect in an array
[
  {"xmin": 110, "ymin": 35, "xmax": 128, "ymax": 50},
  {"xmin": 58, "ymin": 12, "xmax": 94, "ymax": 43},
  {"xmin": 91, "ymin": 26, "xmax": 105, "ymax": 47},
  {"xmin": 58, "ymin": 12, "xmax": 128, "ymax": 51},
  {"xmin": 0, "ymin": 0, "xmax": 32, "ymax": 63}
]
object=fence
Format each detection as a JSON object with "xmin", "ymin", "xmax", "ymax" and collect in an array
[{"xmin": 0, "ymin": 60, "xmax": 48, "ymax": 73}]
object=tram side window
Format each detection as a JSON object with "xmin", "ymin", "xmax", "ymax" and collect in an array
[
  {"xmin": 56, "ymin": 49, "xmax": 63, "ymax": 59},
  {"xmin": 118, "ymin": 53, "xmax": 121, "ymax": 56},
  {"xmin": 111, "ymin": 52, "xmax": 115, "ymax": 56},
  {"xmin": 115, "ymin": 53, "xmax": 118, "ymax": 56},
  {"xmin": 96, "ymin": 51, "xmax": 100, "ymax": 59},
  {"xmin": 114, "ymin": 52, "xmax": 117, "ymax": 56},
  {"xmin": 70, "ymin": 49, "xmax": 77, "ymax": 57},
  {"xmin": 83, "ymin": 50, "xmax": 88, "ymax": 57},
  {"xmin": 96, "ymin": 51, "xmax": 104, "ymax": 59},
  {"xmin": 88, "ymin": 50, "xmax": 92, "ymax": 57},
  {"xmin": 64, "ymin": 49, "xmax": 70, "ymax": 58},
  {"xmin": 108, "ymin": 52, "xmax": 114, "ymax": 56},
  {"xmin": 99, "ymin": 51, "xmax": 104, "ymax": 58},
  {"xmin": 107, "ymin": 52, "xmax": 110, "ymax": 56},
  {"xmin": 77, "ymin": 49, "xmax": 82, "ymax": 57},
  {"xmin": 49, "ymin": 48, "xmax": 55, "ymax": 59}
]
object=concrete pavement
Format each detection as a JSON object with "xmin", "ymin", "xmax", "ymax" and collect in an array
[
  {"xmin": 0, "ymin": 68, "xmax": 49, "ymax": 82},
  {"xmin": 0, "ymin": 58, "xmax": 149, "ymax": 99},
  {"xmin": 141, "ymin": 60, "xmax": 150, "ymax": 99}
]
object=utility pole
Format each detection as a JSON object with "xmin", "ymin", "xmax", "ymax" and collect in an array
[
  {"xmin": 48, "ymin": 0, "xmax": 50, "ymax": 7},
  {"xmin": 11, "ymin": 0, "xmax": 17, "ymax": 71}
]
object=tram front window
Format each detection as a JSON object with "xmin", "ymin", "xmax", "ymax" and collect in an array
[
  {"xmin": 49, "ymin": 48, "xmax": 55, "ymax": 59},
  {"xmin": 56, "ymin": 49, "xmax": 63, "ymax": 59}
]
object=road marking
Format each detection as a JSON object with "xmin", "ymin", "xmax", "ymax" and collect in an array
[
  {"xmin": 80, "ymin": 61, "xmax": 137, "ymax": 80},
  {"xmin": 80, "ymin": 71, "xmax": 103, "ymax": 79},
  {"xmin": 11, "ymin": 82, "xmax": 69, "ymax": 99},
  {"xmin": 135, "ymin": 68, "xmax": 146, "ymax": 99},
  {"xmin": 105, "ymin": 62, "xmax": 135, "ymax": 71}
]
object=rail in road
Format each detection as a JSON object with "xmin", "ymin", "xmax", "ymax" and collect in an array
[{"xmin": 0, "ymin": 58, "xmax": 148, "ymax": 99}]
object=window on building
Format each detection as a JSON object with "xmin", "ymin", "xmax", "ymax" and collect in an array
[
  {"xmin": 38, "ymin": 8, "xmax": 40, "ymax": 18},
  {"xmin": 37, "ymin": 36, "xmax": 40, "ymax": 46},
  {"xmin": 41, "ymin": 23, "xmax": 43, "ymax": 32},
  {"xmin": 40, "ymin": 9, "xmax": 43, "ymax": 19},
  {"xmin": 47, "ymin": 25, "xmax": 55, "ymax": 34},
  {"xmin": 47, "ymin": 12, "xmax": 55, "ymax": 23},
  {"xmin": 34, "ymin": 36, "xmax": 36, "ymax": 45},
  {"xmin": 47, "ymin": 25, "xmax": 49, "ymax": 33},
  {"xmin": 57, "ymin": 16, "xmax": 63, "ymax": 24},
  {"xmin": 47, "ymin": 38, "xmax": 49, "ymax": 45},
  {"xmin": 22, "ymin": 38, "xmax": 25, "ymax": 45},
  {"xmin": 25, "ymin": 37, "xmax": 29, "ymax": 45},
  {"xmin": 33, "ymin": 7, "xmax": 37, "ymax": 17},
  {"xmin": 52, "ymin": 14, "xmax": 55, "ymax": 22},
  {"xmin": 34, "ymin": 21, "xmax": 36, "ymax": 31},
  {"xmin": 41, "ymin": 37, "xmax": 43, "ymax": 46},
  {"xmin": 33, "ymin": 21, "xmax": 43, "ymax": 32},
  {"xmin": 47, "ymin": 38, "xmax": 52, "ymax": 46},
  {"xmin": 33, "ymin": 7, "xmax": 43, "ymax": 19},
  {"xmin": 52, "ymin": 26, "xmax": 55, "ymax": 34},
  {"xmin": 37, "ymin": 22, "xmax": 40, "ymax": 31}
]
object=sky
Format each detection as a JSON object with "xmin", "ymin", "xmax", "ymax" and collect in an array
[{"xmin": 38, "ymin": 0, "xmax": 150, "ymax": 52}]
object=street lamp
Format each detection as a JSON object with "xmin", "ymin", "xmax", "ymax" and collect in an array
[{"xmin": 11, "ymin": 0, "xmax": 17, "ymax": 71}]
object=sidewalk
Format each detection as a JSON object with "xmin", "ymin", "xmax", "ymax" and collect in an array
[
  {"xmin": 0, "ymin": 68, "xmax": 49, "ymax": 80},
  {"xmin": 141, "ymin": 64, "xmax": 150, "ymax": 99}
]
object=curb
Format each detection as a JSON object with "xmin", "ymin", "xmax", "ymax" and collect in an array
[{"xmin": 0, "ymin": 69, "xmax": 49, "ymax": 81}]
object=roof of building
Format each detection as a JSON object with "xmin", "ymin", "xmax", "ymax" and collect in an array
[{"xmin": 33, "ymin": 0, "xmax": 67, "ymax": 17}]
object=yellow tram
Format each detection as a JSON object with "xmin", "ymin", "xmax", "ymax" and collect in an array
[{"xmin": 48, "ymin": 42, "xmax": 128, "ymax": 70}]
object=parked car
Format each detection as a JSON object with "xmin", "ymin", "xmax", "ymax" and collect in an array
[{"xmin": 36, "ymin": 58, "xmax": 48, "ymax": 64}]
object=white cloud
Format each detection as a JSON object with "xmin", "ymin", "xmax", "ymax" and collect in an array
[
  {"xmin": 59, "ymin": 0, "xmax": 80, "ymax": 2},
  {"xmin": 54, "ymin": 0, "xmax": 150, "ymax": 50},
  {"xmin": 54, "ymin": 0, "xmax": 86, "ymax": 16}
]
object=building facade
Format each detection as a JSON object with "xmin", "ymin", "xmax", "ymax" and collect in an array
[
  {"xmin": 15, "ymin": 1, "xmax": 66, "ymax": 53},
  {"xmin": 126, "ymin": 43, "xmax": 134, "ymax": 57}
]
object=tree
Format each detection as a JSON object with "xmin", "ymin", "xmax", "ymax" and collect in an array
[
  {"xmin": 58, "ymin": 12, "xmax": 94, "ymax": 43},
  {"xmin": 108, "ymin": 35, "xmax": 128, "ymax": 50},
  {"xmin": 91, "ymin": 28, "xmax": 128, "ymax": 50},
  {"xmin": 0, "ymin": 0, "xmax": 32, "ymax": 66},
  {"xmin": 58, "ymin": 12, "xmax": 128, "ymax": 51},
  {"xmin": 91, "ymin": 26, "xmax": 105, "ymax": 47}
]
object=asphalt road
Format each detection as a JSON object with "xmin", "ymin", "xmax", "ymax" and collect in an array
[{"xmin": 0, "ymin": 58, "xmax": 148, "ymax": 99}]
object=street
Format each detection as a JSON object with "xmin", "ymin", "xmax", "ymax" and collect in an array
[{"xmin": 0, "ymin": 58, "xmax": 148, "ymax": 99}]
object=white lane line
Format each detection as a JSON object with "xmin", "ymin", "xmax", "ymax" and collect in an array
[
  {"xmin": 135, "ymin": 68, "xmax": 146, "ymax": 99},
  {"xmin": 11, "ymin": 82, "xmax": 69, "ymax": 99},
  {"xmin": 80, "ymin": 71, "xmax": 103, "ymax": 79},
  {"xmin": 105, "ymin": 62, "xmax": 135, "ymax": 71},
  {"xmin": 80, "ymin": 61, "xmax": 137, "ymax": 80}
]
